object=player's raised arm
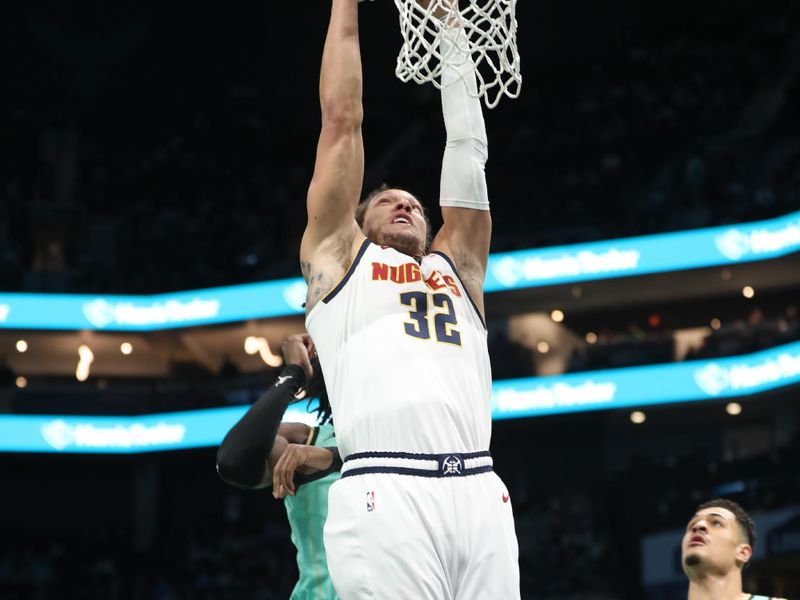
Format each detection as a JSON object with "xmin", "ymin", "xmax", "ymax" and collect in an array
[
  {"xmin": 428, "ymin": 0, "xmax": 492, "ymax": 316},
  {"xmin": 301, "ymin": 0, "xmax": 365, "ymax": 290}
]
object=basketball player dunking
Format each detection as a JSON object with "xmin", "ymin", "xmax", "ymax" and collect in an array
[{"xmin": 294, "ymin": 0, "xmax": 520, "ymax": 597}]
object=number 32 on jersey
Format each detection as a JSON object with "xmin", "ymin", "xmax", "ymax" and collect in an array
[{"xmin": 399, "ymin": 291, "xmax": 461, "ymax": 346}]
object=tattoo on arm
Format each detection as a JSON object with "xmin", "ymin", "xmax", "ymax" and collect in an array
[
  {"xmin": 302, "ymin": 265, "xmax": 336, "ymax": 310},
  {"xmin": 302, "ymin": 235, "xmax": 354, "ymax": 310},
  {"xmin": 301, "ymin": 260, "xmax": 312, "ymax": 282},
  {"xmin": 308, "ymin": 274, "xmax": 332, "ymax": 307}
]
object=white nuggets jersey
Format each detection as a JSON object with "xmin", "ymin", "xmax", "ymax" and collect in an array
[{"xmin": 306, "ymin": 240, "xmax": 492, "ymax": 459}]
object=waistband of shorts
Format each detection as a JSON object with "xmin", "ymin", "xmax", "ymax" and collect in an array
[{"xmin": 340, "ymin": 450, "xmax": 493, "ymax": 479}]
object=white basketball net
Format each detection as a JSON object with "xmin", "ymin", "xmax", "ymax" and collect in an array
[{"xmin": 392, "ymin": 0, "xmax": 521, "ymax": 109}]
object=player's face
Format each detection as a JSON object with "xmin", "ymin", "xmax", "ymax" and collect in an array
[
  {"xmin": 681, "ymin": 507, "xmax": 751, "ymax": 576},
  {"xmin": 361, "ymin": 189, "xmax": 427, "ymax": 257}
]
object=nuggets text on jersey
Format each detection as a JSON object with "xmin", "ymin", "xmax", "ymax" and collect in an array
[{"xmin": 371, "ymin": 261, "xmax": 463, "ymax": 297}]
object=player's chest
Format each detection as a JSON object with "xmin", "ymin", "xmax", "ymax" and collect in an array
[{"xmin": 352, "ymin": 255, "xmax": 471, "ymax": 344}]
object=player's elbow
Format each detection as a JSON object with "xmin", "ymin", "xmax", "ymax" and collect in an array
[
  {"xmin": 215, "ymin": 445, "xmax": 264, "ymax": 489},
  {"xmin": 445, "ymin": 136, "xmax": 488, "ymax": 164},
  {"xmin": 321, "ymin": 96, "xmax": 363, "ymax": 133}
]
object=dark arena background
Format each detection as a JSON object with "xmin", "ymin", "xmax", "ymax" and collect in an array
[{"xmin": 2, "ymin": 0, "xmax": 800, "ymax": 598}]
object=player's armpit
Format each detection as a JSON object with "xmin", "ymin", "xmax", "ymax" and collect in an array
[
  {"xmin": 430, "ymin": 213, "xmax": 491, "ymax": 316},
  {"xmin": 301, "ymin": 228, "xmax": 364, "ymax": 310},
  {"xmin": 434, "ymin": 208, "xmax": 492, "ymax": 266}
]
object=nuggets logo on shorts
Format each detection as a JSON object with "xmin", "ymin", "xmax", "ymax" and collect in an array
[
  {"xmin": 366, "ymin": 491, "xmax": 376, "ymax": 512},
  {"xmin": 441, "ymin": 455, "xmax": 463, "ymax": 475}
]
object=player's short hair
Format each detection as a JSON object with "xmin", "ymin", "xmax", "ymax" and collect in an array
[
  {"xmin": 356, "ymin": 183, "xmax": 434, "ymax": 250},
  {"xmin": 695, "ymin": 498, "xmax": 757, "ymax": 552}
]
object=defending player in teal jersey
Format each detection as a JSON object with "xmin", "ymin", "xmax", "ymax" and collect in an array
[{"xmin": 217, "ymin": 334, "xmax": 341, "ymax": 600}]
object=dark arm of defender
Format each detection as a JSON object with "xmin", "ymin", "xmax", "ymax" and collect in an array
[{"xmin": 216, "ymin": 363, "xmax": 311, "ymax": 489}]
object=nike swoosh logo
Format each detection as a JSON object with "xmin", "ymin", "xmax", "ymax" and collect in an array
[{"xmin": 502, "ymin": 494, "xmax": 510, "ymax": 503}]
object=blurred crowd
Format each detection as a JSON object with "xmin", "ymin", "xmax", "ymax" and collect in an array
[
  {"xmin": 492, "ymin": 11, "xmax": 800, "ymax": 251},
  {"xmin": 1, "ymin": 3, "xmax": 798, "ymax": 294},
  {"xmin": 567, "ymin": 303, "xmax": 800, "ymax": 374},
  {"xmin": 613, "ymin": 437, "xmax": 800, "ymax": 534},
  {"xmin": 687, "ymin": 304, "xmax": 799, "ymax": 359},
  {"xmin": 0, "ymin": 526, "xmax": 298, "ymax": 600}
]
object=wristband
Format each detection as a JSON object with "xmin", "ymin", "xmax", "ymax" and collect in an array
[{"xmin": 279, "ymin": 363, "xmax": 307, "ymax": 390}]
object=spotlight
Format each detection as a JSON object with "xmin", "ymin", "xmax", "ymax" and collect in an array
[
  {"xmin": 630, "ymin": 411, "xmax": 646, "ymax": 424},
  {"xmin": 244, "ymin": 336, "xmax": 283, "ymax": 367},
  {"xmin": 726, "ymin": 402, "xmax": 742, "ymax": 416},
  {"xmin": 76, "ymin": 345, "xmax": 94, "ymax": 382}
]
